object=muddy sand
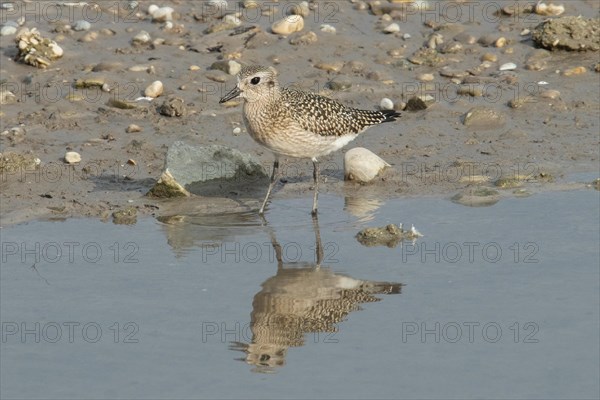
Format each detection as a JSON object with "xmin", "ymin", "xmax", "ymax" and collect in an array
[{"xmin": 1, "ymin": 0, "xmax": 598, "ymax": 226}]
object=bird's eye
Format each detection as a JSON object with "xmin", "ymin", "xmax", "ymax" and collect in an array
[{"xmin": 250, "ymin": 77, "xmax": 261, "ymax": 85}]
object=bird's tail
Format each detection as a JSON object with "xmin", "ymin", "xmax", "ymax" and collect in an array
[{"xmin": 381, "ymin": 110, "xmax": 401, "ymax": 123}]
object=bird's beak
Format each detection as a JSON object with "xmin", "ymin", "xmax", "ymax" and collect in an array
[{"xmin": 219, "ymin": 86, "xmax": 241, "ymax": 103}]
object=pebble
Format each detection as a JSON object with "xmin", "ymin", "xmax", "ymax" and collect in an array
[
  {"xmin": 457, "ymin": 84, "xmax": 485, "ymax": 97},
  {"xmin": 535, "ymin": 2, "xmax": 565, "ymax": 16},
  {"xmin": 327, "ymin": 78, "xmax": 352, "ymax": 91},
  {"xmin": 126, "ymin": 124, "xmax": 142, "ymax": 133},
  {"xmin": 289, "ymin": 31, "xmax": 317, "ymax": 45},
  {"xmin": 380, "ymin": 98, "xmax": 394, "ymax": 110},
  {"xmin": 271, "ymin": 15, "xmax": 304, "ymax": 35},
  {"xmin": 454, "ymin": 32, "xmax": 476, "ymax": 44},
  {"xmin": 144, "ymin": 80, "xmax": 164, "ymax": 98},
  {"xmin": 344, "ymin": 147, "xmax": 390, "ymax": 183},
  {"xmin": 0, "ymin": 88, "xmax": 17, "ymax": 104},
  {"xmin": 563, "ymin": 66, "xmax": 587, "ymax": 76},
  {"xmin": 417, "ymin": 73, "xmax": 434, "ymax": 82},
  {"xmin": 73, "ymin": 20, "xmax": 91, "ymax": 31},
  {"xmin": 79, "ymin": 31, "xmax": 98, "ymax": 43},
  {"xmin": 495, "ymin": 37, "xmax": 507, "ymax": 48},
  {"xmin": 189, "ymin": 65, "xmax": 201, "ymax": 71},
  {"xmin": 463, "ymin": 106, "xmax": 506, "ymax": 129},
  {"xmin": 540, "ymin": 89, "xmax": 560, "ymax": 100},
  {"xmin": 320, "ymin": 24, "xmax": 336, "ymax": 34},
  {"xmin": 289, "ymin": 1, "xmax": 310, "ymax": 17},
  {"xmin": 232, "ymin": 127, "xmax": 241, "ymax": 134},
  {"xmin": 402, "ymin": 33, "xmax": 411, "ymax": 40},
  {"xmin": 406, "ymin": 95, "xmax": 434, "ymax": 111},
  {"xmin": 210, "ymin": 60, "xmax": 241, "ymax": 75},
  {"xmin": 64, "ymin": 151, "xmax": 81, "ymax": 164},
  {"xmin": 158, "ymin": 97, "xmax": 186, "ymax": 117},
  {"xmin": 383, "ymin": 23, "xmax": 400, "ymax": 34},
  {"xmin": 150, "ymin": 6, "xmax": 174, "ymax": 22},
  {"xmin": 132, "ymin": 30, "xmax": 151, "ymax": 45},
  {"xmin": 0, "ymin": 25, "xmax": 17, "ymax": 36},
  {"xmin": 499, "ymin": 62, "xmax": 517, "ymax": 71},
  {"xmin": 481, "ymin": 53, "xmax": 498, "ymax": 62},
  {"xmin": 206, "ymin": 71, "xmax": 229, "ymax": 83},
  {"xmin": 315, "ymin": 61, "xmax": 344, "ymax": 73}
]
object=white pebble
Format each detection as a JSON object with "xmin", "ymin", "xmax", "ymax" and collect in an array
[
  {"xmin": 383, "ymin": 23, "xmax": 400, "ymax": 34},
  {"xmin": 271, "ymin": 15, "xmax": 304, "ymax": 35},
  {"xmin": 344, "ymin": 148, "xmax": 390, "ymax": 183},
  {"xmin": 380, "ymin": 98, "xmax": 394, "ymax": 110},
  {"xmin": 144, "ymin": 80, "xmax": 163, "ymax": 98},
  {"xmin": 499, "ymin": 62, "xmax": 517, "ymax": 71},
  {"xmin": 64, "ymin": 151, "xmax": 81, "ymax": 164},
  {"xmin": 402, "ymin": 33, "xmax": 411, "ymax": 40},
  {"xmin": 320, "ymin": 24, "xmax": 336, "ymax": 34},
  {"xmin": 132, "ymin": 30, "xmax": 151, "ymax": 44},
  {"xmin": 73, "ymin": 20, "xmax": 91, "ymax": 31},
  {"xmin": 232, "ymin": 127, "xmax": 241, "ymax": 134},
  {"xmin": 0, "ymin": 25, "xmax": 17, "ymax": 36},
  {"xmin": 151, "ymin": 6, "xmax": 174, "ymax": 22}
]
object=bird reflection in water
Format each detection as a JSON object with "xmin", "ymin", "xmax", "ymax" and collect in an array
[{"xmin": 230, "ymin": 216, "xmax": 402, "ymax": 373}]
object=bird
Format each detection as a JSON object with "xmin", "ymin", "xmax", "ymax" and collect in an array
[{"xmin": 219, "ymin": 65, "xmax": 400, "ymax": 215}]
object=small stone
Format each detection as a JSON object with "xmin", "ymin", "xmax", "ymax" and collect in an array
[
  {"xmin": 79, "ymin": 31, "xmax": 98, "ymax": 43},
  {"xmin": 205, "ymin": 71, "xmax": 229, "ymax": 83},
  {"xmin": 210, "ymin": 60, "xmax": 242, "ymax": 75},
  {"xmin": 289, "ymin": 1, "xmax": 310, "ymax": 17},
  {"xmin": 454, "ymin": 32, "xmax": 476, "ymax": 44},
  {"xmin": 126, "ymin": 124, "xmax": 142, "ymax": 133},
  {"xmin": 144, "ymin": 80, "xmax": 163, "ymax": 98},
  {"xmin": 417, "ymin": 73, "xmax": 434, "ymax": 82},
  {"xmin": 563, "ymin": 66, "xmax": 587, "ymax": 76},
  {"xmin": 540, "ymin": 89, "xmax": 560, "ymax": 99},
  {"xmin": 232, "ymin": 127, "xmax": 241, "ymax": 134},
  {"xmin": 0, "ymin": 25, "xmax": 17, "ymax": 36},
  {"xmin": 315, "ymin": 61, "xmax": 344, "ymax": 73},
  {"xmin": 132, "ymin": 30, "xmax": 151, "ymax": 45},
  {"xmin": 64, "ymin": 151, "xmax": 81, "ymax": 164},
  {"xmin": 463, "ymin": 106, "xmax": 506, "ymax": 129},
  {"xmin": 534, "ymin": 2, "xmax": 565, "ymax": 16},
  {"xmin": 320, "ymin": 24, "xmax": 336, "ymax": 34},
  {"xmin": 151, "ymin": 6, "xmax": 174, "ymax": 22},
  {"xmin": 383, "ymin": 23, "xmax": 400, "ymax": 34},
  {"xmin": 189, "ymin": 65, "xmax": 201, "ymax": 71},
  {"xmin": 481, "ymin": 53, "xmax": 498, "ymax": 62},
  {"xmin": 402, "ymin": 33, "xmax": 411, "ymax": 40},
  {"xmin": 495, "ymin": 37, "xmax": 507, "ymax": 47},
  {"xmin": 271, "ymin": 15, "xmax": 304, "ymax": 35},
  {"xmin": 327, "ymin": 78, "xmax": 352, "ymax": 91},
  {"xmin": 499, "ymin": 62, "xmax": 517, "ymax": 71},
  {"xmin": 158, "ymin": 97, "xmax": 186, "ymax": 117},
  {"xmin": 73, "ymin": 20, "xmax": 91, "ymax": 31},
  {"xmin": 380, "ymin": 98, "xmax": 394, "ymax": 110},
  {"xmin": 0, "ymin": 88, "xmax": 17, "ymax": 105},
  {"xmin": 289, "ymin": 30, "xmax": 317, "ymax": 45},
  {"xmin": 344, "ymin": 147, "xmax": 390, "ymax": 183},
  {"xmin": 457, "ymin": 84, "xmax": 485, "ymax": 97},
  {"xmin": 406, "ymin": 96, "xmax": 434, "ymax": 111}
]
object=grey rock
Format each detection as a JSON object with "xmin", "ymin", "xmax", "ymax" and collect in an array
[{"xmin": 161, "ymin": 142, "xmax": 268, "ymax": 195}]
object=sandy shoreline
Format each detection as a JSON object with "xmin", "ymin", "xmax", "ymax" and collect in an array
[{"xmin": 1, "ymin": 0, "xmax": 598, "ymax": 225}]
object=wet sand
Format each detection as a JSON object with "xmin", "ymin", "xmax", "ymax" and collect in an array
[{"xmin": 1, "ymin": 0, "xmax": 598, "ymax": 225}]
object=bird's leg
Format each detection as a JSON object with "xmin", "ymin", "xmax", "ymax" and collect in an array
[
  {"xmin": 259, "ymin": 159, "xmax": 279, "ymax": 215},
  {"xmin": 312, "ymin": 213, "xmax": 323, "ymax": 268},
  {"xmin": 311, "ymin": 159, "xmax": 319, "ymax": 216}
]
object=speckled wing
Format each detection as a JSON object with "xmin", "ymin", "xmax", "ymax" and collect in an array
[{"xmin": 281, "ymin": 89, "xmax": 400, "ymax": 137}]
